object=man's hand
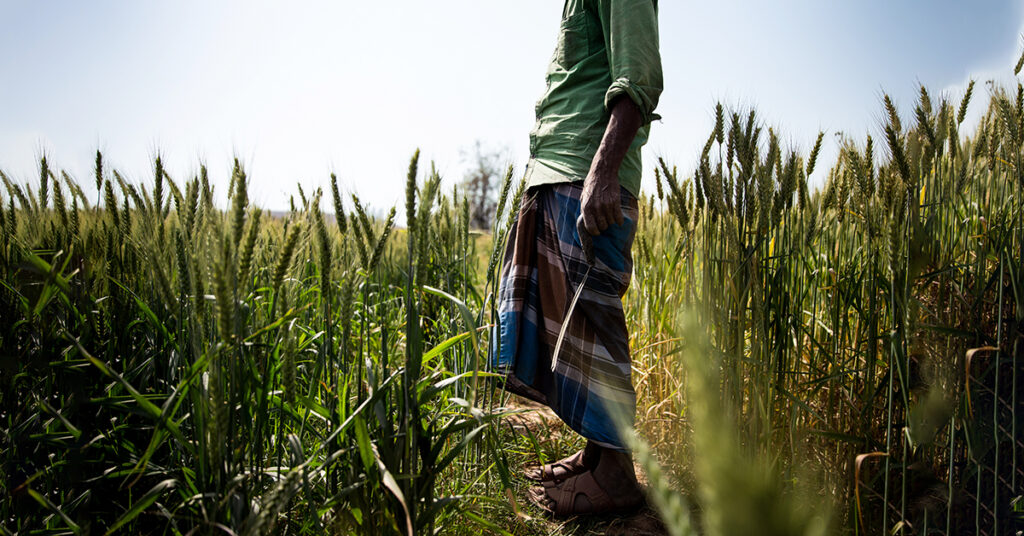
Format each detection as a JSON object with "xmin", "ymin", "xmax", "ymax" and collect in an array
[
  {"xmin": 580, "ymin": 96, "xmax": 644, "ymax": 236},
  {"xmin": 580, "ymin": 167, "xmax": 622, "ymax": 235}
]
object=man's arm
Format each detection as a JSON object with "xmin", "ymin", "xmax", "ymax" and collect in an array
[
  {"xmin": 581, "ymin": 0, "xmax": 661, "ymax": 237},
  {"xmin": 580, "ymin": 95, "xmax": 643, "ymax": 236}
]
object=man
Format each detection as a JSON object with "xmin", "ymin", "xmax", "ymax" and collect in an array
[{"xmin": 493, "ymin": 0, "xmax": 662, "ymax": 517}]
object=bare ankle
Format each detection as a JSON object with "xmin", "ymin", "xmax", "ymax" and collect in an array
[
  {"xmin": 593, "ymin": 447, "xmax": 638, "ymax": 487},
  {"xmin": 583, "ymin": 441, "xmax": 602, "ymax": 468}
]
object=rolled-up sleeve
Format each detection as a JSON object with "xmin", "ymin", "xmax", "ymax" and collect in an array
[{"xmin": 598, "ymin": 0, "xmax": 663, "ymax": 124}]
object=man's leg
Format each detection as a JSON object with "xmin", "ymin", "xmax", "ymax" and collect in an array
[{"xmin": 526, "ymin": 184, "xmax": 641, "ymax": 515}]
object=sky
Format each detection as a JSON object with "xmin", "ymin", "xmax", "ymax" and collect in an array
[{"xmin": 1, "ymin": 1, "xmax": 1022, "ymax": 214}]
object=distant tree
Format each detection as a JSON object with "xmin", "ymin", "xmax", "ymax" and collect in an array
[{"xmin": 460, "ymin": 141, "xmax": 507, "ymax": 230}]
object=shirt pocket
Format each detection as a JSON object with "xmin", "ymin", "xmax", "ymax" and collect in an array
[{"xmin": 555, "ymin": 11, "xmax": 589, "ymax": 70}]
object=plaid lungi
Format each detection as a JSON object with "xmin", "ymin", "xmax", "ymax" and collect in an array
[{"xmin": 492, "ymin": 182, "xmax": 638, "ymax": 449}]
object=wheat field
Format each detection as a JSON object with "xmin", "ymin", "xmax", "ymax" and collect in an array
[{"xmin": 2, "ymin": 58, "xmax": 1023, "ymax": 536}]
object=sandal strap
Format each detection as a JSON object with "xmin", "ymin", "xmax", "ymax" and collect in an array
[
  {"xmin": 554, "ymin": 475, "xmax": 579, "ymax": 517},
  {"xmin": 543, "ymin": 461, "xmax": 575, "ymax": 480},
  {"xmin": 539, "ymin": 450, "xmax": 585, "ymax": 481},
  {"xmin": 553, "ymin": 471, "xmax": 615, "ymax": 517}
]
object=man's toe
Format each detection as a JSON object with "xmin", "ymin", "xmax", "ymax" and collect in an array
[{"xmin": 527, "ymin": 486, "xmax": 547, "ymax": 504}]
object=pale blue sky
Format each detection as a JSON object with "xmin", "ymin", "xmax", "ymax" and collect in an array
[{"xmin": 1, "ymin": 1, "xmax": 1021, "ymax": 213}]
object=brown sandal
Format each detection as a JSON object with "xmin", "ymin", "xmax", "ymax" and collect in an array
[
  {"xmin": 524, "ymin": 449, "xmax": 588, "ymax": 483},
  {"xmin": 528, "ymin": 471, "xmax": 642, "ymax": 517}
]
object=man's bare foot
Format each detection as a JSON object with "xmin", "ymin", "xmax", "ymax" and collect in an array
[
  {"xmin": 524, "ymin": 441, "xmax": 601, "ymax": 483},
  {"xmin": 528, "ymin": 447, "xmax": 642, "ymax": 516}
]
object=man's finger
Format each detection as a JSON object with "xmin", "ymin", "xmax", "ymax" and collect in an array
[
  {"xmin": 583, "ymin": 211, "xmax": 601, "ymax": 236},
  {"xmin": 604, "ymin": 202, "xmax": 623, "ymax": 228},
  {"xmin": 613, "ymin": 203, "xmax": 625, "ymax": 226},
  {"xmin": 592, "ymin": 209, "xmax": 609, "ymax": 233}
]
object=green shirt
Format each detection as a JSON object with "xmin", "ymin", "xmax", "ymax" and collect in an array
[{"xmin": 526, "ymin": 0, "xmax": 663, "ymax": 198}]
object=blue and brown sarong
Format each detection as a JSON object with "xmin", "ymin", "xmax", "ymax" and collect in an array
[{"xmin": 493, "ymin": 182, "xmax": 638, "ymax": 450}]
